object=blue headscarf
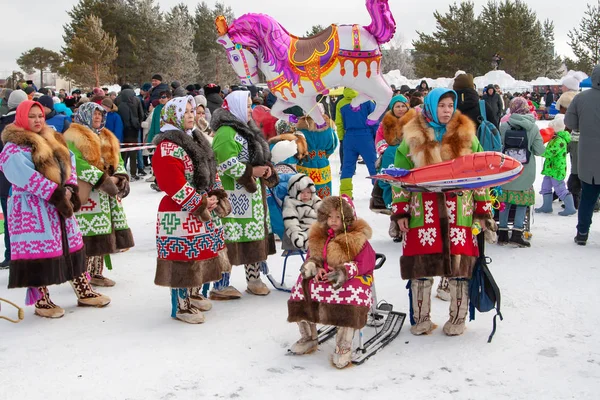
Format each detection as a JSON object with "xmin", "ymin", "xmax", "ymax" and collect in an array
[{"xmin": 422, "ymin": 88, "xmax": 457, "ymax": 142}]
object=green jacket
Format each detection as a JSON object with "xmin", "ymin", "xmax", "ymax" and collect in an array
[
  {"xmin": 541, "ymin": 130, "xmax": 571, "ymax": 181},
  {"xmin": 334, "ymin": 88, "xmax": 358, "ymax": 141}
]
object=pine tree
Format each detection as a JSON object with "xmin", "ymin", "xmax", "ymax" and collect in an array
[
  {"xmin": 62, "ymin": 15, "xmax": 118, "ymax": 88},
  {"xmin": 159, "ymin": 4, "xmax": 199, "ymax": 84},
  {"xmin": 567, "ymin": 1, "xmax": 600, "ymax": 73},
  {"xmin": 127, "ymin": 0, "xmax": 166, "ymax": 84},
  {"xmin": 16, "ymin": 47, "xmax": 63, "ymax": 88},
  {"xmin": 537, "ymin": 19, "xmax": 563, "ymax": 79},
  {"xmin": 305, "ymin": 25, "xmax": 325, "ymax": 37}
]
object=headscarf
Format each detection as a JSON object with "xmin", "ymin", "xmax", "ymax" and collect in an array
[
  {"xmin": 74, "ymin": 102, "xmax": 107, "ymax": 133},
  {"xmin": 509, "ymin": 97, "xmax": 530, "ymax": 115},
  {"xmin": 160, "ymin": 95, "xmax": 196, "ymax": 136},
  {"xmin": 223, "ymin": 90, "xmax": 250, "ymax": 124},
  {"xmin": 14, "ymin": 100, "xmax": 45, "ymax": 129},
  {"xmin": 422, "ymin": 87, "xmax": 457, "ymax": 142}
]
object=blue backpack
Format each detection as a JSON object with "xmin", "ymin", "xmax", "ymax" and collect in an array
[{"xmin": 477, "ymin": 100, "xmax": 502, "ymax": 152}]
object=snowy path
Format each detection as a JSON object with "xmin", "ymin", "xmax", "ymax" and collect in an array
[{"xmin": 1, "ymin": 136, "xmax": 599, "ymax": 399}]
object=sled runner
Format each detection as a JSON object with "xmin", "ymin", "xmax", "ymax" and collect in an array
[{"xmin": 0, "ymin": 297, "xmax": 24, "ymax": 323}]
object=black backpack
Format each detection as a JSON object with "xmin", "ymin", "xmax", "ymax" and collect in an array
[
  {"xmin": 469, "ymin": 234, "xmax": 503, "ymax": 342},
  {"xmin": 503, "ymin": 123, "xmax": 531, "ymax": 164}
]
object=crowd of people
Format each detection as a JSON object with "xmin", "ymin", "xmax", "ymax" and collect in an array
[{"xmin": 0, "ymin": 64, "xmax": 598, "ymax": 369}]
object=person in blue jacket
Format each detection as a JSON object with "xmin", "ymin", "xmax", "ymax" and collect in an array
[
  {"xmin": 101, "ymin": 97, "xmax": 124, "ymax": 142},
  {"xmin": 338, "ymin": 100, "xmax": 379, "ymax": 198},
  {"xmin": 38, "ymin": 95, "xmax": 71, "ymax": 133}
]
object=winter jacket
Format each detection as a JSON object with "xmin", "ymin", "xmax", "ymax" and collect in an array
[
  {"xmin": 54, "ymin": 102, "xmax": 73, "ymax": 117},
  {"xmin": 334, "ymin": 88, "xmax": 358, "ymax": 141},
  {"xmin": 499, "ymin": 113, "xmax": 545, "ymax": 191},
  {"xmin": 147, "ymin": 103, "xmax": 164, "ymax": 144},
  {"xmin": 45, "ymin": 110, "xmax": 71, "ymax": 133},
  {"xmin": 149, "ymin": 82, "xmax": 170, "ymax": 103},
  {"xmin": 105, "ymin": 112, "xmax": 124, "ymax": 143},
  {"xmin": 206, "ymin": 93, "xmax": 224, "ymax": 115},
  {"xmin": 544, "ymin": 91, "xmax": 554, "ymax": 108},
  {"xmin": 339, "ymin": 100, "xmax": 378, "ymax": 138},
  {"xmin": 456, "ymin": 88, "xmax": 499, "ymax": 129},
  {"xmin": 0, "ymin": 90, "xmax": 11, "ymax": 117},
  {"xmin": 541, "ymin": 130, "xmax": 571, "ymax": 181},
  {"xmin": 282, "ymin": 174, "xmax": 322, "ymax": 250},
  {"xmin": 117, "ymin": 89, "xmax": 144, "ymax": 140},
  {"xmin": 482, "ymin": 86, "xmax": 503, "ymax": 124},
  {"xmin": 565, "ymin": 65, "xmax": 600, "ymax": 185}
]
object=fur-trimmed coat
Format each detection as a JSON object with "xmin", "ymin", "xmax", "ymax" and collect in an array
[
  {"xmin": 288, "ymin": 215, "xmax": 376, "ymax": 329},
  {"xmin": 211, "ymin": 108, "xmax": 277, "ymax": 265},
  {"xmin": 375, "ymin": 109, "xmax": 417, "ymax": 155},
  {"xmin": 282, "ymin": 174, "xmax": 322, "ymax": 251},
  {"xmin": 152, "ymin": 128, "xmax": 232, "ymax": 288},
  {"xmin": 64, "ymin": 123, "xmax": 134, "ymax": 257},
  {"xmin": 0, "ymin": 124, "xmax": 86, "ymax": 288},
  {"xmin": 390, "ymin": 111, "xmax": 492, "ymax": 280}
]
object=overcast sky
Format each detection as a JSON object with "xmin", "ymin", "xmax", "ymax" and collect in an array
[{"xmin": 0, "ymin": 0, "xmax": 587, "ymax": 77}]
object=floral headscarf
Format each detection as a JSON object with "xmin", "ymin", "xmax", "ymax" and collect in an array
[
  {"xmin": 509, "ymin": 97, "xmax": 530, "ymax": 115},
  {"xmin": 160, "ymin": 96, "xmax": 196, "ymax": 136},
  {"xmin": 74, "ymin": 102, "xmax": 106, "ymax": 133}
]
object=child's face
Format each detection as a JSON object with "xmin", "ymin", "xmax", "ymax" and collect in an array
[
  {"xmin": 299, "ymin": 188, "xmax": 312, "ymax": 202},
  {"xmin": 327, "ymin": 209, "xmax": 343, "ymax": 232}
]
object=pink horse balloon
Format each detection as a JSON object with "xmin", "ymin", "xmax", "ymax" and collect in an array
[{"xmin": 215, "ymin": 0, "xmax": 396, "ymax": 128}]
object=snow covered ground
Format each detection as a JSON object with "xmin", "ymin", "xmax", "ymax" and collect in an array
[{"xmin": 1, "ymin": 124, "xmax": 600, "ymax": 399}]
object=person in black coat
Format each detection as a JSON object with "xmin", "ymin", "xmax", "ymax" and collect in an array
[
  {"xmin": 454, "ymin": 74, "xmax": 499, "ymax": 129},
  {"xmin": 544, "ymin": 88, "xmax": 555, "ymax": 112},
  {"xmin": 149, "ymin": 74, "xmax": 170, "ymax": 104},
  {"xmin": 482, "ymin": 84, "xmax": 503, "ymax": 126},
  {"xmin": 117, "ymin": 88, "xmax": 145, "ymax": 179}
]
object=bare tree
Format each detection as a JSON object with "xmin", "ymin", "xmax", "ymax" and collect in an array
[{"xmin": 381, "ymin": 34, "xmax": 415, "ymax": 78}]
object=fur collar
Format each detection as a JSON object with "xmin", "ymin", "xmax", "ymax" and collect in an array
[
  {"xmin": 307, "ymin": 218, "xmax": 372, "ymax": 268},
  {"xmin": 296, "ymin": 116, "xmax": 332, "ymax": 132},
  {"xmin": 402, "ymin": 110, "xmax": 475, "ymax": 168},
  {"xmin": 153, "ymin": 128, "xmax": 216, "ymax": 190},
  {"xmin": 64, "ymin": 123, "xmax": 121, "ymax": 174},
  {"xmin": 268, "ymin": 133, "xmax": 308, "ymax": 161},
  {"xmin": 210, "ymin": 108, "xmax": 271, "ymax": 165},
  {"xmin": 382, "ymin": 109, "xmax": 416, "ymax": 146},
  {"xmin": 1, "ymin": 124, "xmax": 72, "ymax": 185}
]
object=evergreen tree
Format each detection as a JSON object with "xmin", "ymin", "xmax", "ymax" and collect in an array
[
  {"xmin": 17, "ymin": 47, "xmax": 63, "ymax": 88},
  {"xmin": 537, "ymin": 19, "xmax": 563, "ymax": 79},
  {"xmin": 567, "ymin": 1, "xmax": 600, "ymax": 73},
  {"xmin": 160, "ymin": 4, "xmax": 199, "ymax": 84},
  {"xmin": 305, "ymin": 25, "xmax": 325, "ymax": 37}
]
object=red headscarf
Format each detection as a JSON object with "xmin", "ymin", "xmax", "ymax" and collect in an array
[{"xmin": 14, "ymin": 100, "xmax": 45, "ymax": 129}]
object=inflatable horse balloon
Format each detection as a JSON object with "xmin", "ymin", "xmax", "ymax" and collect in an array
[{"xmin": 215, "ymin": 0, "xmax": 396, "ymax": 128}]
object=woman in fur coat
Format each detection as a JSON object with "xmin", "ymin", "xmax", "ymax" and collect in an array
[
  {"xmin": 391, "ymin": 88, "xmax": 492, "ymax": 337},
  {"xmin": 282, "ymin": 173, "xmax": 322, "ymax": 251},
  {"xmin": 152, "ymin": 96, "xmax": 232, "ymax": 324},
  {"xmin": 210, "ymin": 91, "xmax": 278, "ymax": 299},
  {"xmin": 288, "ymin": 195, "xmax": 375, "ymax": 369},
  {"xmin": 64, "ymin": 102, "xmax": 134, "ymax": 287},
  {"xmin": 0, "ymin": 101, "xmax": 110, "ymax": 318}
]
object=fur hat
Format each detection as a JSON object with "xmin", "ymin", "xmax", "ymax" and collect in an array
[
  {"xmin": 287, "ymin": 173, "xmax": 316, "ymax": 200},
  {"xmin": 92, "ymin": 87, "xmax": 104, "ymax": 97},
  {"xmin": 317, "ymin": 196, "xmax": 356, "ymax": 228},
  {"xmin": 556, "ymin": 91, "xmax": 577, "ymax": 111},
  {"xmin": 453, "ymin": 73, "xmax": 475, "ymax": 90},
  {"xmin": 561, "ymin": 76, "xmax": 580, "ymax": 92}
]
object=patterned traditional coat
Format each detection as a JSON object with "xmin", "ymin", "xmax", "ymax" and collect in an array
[
  {"xmin": 64, "ymin": 123, "xmax": 134, "ymax": 256},
  {"xmin": 0, "ymin": 125, "xmax": 86, "ymax": 288},
  {"xmin": 288, "ymin": 216, "xmax": 376, "ymax": 330},
  {"xmin": 295, "ymin": 117, "xmax": 338, "ymax": 198},
  {"xmin": 152, "ymin": 129, "xmax": 231, "ymax": 288},
  {"xmin": 211, "ymin": 108, "xmax": 278, "ymax": 266},
  {"xmin": 391, "ymin": 111, "xmax": 492, "ymax": 280}
]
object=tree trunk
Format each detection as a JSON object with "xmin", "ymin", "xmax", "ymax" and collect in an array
[
  {"xmin": 40, "ymin": 69, "xmax": 44, "ymax": 90},
  {"xmin": 94, "ymin": 62, "xmax": 100, "ymax": 88}
]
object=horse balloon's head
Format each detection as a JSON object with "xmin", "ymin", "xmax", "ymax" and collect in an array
[{"xmin": 215, "ymin": 16, "xmax": 259, "ymax": 86}]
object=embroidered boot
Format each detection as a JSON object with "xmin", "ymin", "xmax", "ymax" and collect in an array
[
  {"xmin": 209, "ymin": 272, "xmax": 243, "ymax": 300},
  {"xmin": 332, "ymin": 327, "xmax": 355, "ymax": 369},
  {"xmin": 443, "ymin": 278, "xmax": 469, "ymax": 336},
  {"xmin": 171, "ymin": 288, "xmax": 204, "ymax": 324},
  {"xmin": 436, "ymin": 277, "xmax": 451, "ymax": 301},
  {"xmin": 289, "ymin": 321, "xmax": 318, "ymax": 355},
  {"xmin": 70, "ymin": 273, "xmax": 111, "ymax": 307},
  {"xmin": 245, "ymin": 263, "xmax": 270, "ymax": 296},
  {"xmin": 410, "ymin": 278, "xmax": 436, "ymax": 335},
  {"xmin": 34, "ymin": 287, "xmax": 65, "ymax": 318},
  {"xmin": 87, "ymin": 256, "xmax": 116, "ymax": 287},
  {"xmin": 190, "ymin": 287, "xmax": 212, "ymax": 311}
]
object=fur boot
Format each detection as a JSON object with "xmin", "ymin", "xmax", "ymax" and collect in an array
[
  {"xmin": 436, "ymin": 277, "xmax": 451, "ymax": 301},
  {"xmin": 332, "ymin": 327, "xmax": 355, "ymax": 369},
  {"xmin": 289, "ymin": 321, "xmax": 318, "ymax": 355},
  {"xmin": 34, "ymin": 286, "xmax": 65, "ymax": 318},
  {"xmin": 410, "ymin": 278, "xmax": 435, "ymax": 335},
  {"xmin": 245, "ymin": 263, "xmax": 270, "ymax": 296},
  {"xmin": 209, "ymin": 272, "xmax": 242, "ymax": 300},
  {"xmin": 70, "ymin": 273, "xmax": 111, "ymax": 307},
  {"xmin": 443, "ymin": 278, "xmax": 469, "ymax": 336},
  {"xmin": 87, "ymin": 256, "xmax": 115, "ymax": 287},
  {"xmin": 171, "ymin": 288, "xmax": 204, "ymax": 324},
  {"xmin": 190, "ymin": 287, "xmax": 212, "ymax": 311}
]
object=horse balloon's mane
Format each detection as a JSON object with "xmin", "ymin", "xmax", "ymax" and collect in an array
[{"xmin": 228, "ymin": 14, "xmax": 298, "ymax": 84}]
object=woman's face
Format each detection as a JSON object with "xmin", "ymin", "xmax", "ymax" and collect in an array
[
  {"xmin": 159, "ymin": 94, "xmax": 170, "ymax": 105},
  {"xmin": 196, "ymin": 105, "xmax": 205, "ymax": 123},
  {"xmin": 28, "ymin": 105, "xmax": 44, "ymax": 133},
  {"xmin": 92, "ymin": 109, "xmax": 103, "ymax": 129},
  {"xmin": 247, "ymin": 96, "xmax": 252, "ymax": 121},
  {"xmin": 327, "ymin": 209, "xmax": 343, "ymax": 232},
  {"xmin": 183, "ymin": 102, "xmax": 195, "ymax": 130},
  {"xmin": 437, "ymin": 97, "xmax": 455, "ymax": 124},
  {"xmin": 393, "ymin": 102, "xmax": 408, "ymax": 118}
]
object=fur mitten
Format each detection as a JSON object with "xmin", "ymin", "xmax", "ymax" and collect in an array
[
  {"xmin": 96, "ymin": 174, "xmax": 119, "ymax": 197},
  {"xmin": 326, "ymin": 267, "xmax": 348, "ymax": 290},
  {"xmin": 114, "ymin": 174, "xmax": 130, "ymax": 198},
  {"xmin": 66, "ymin": 184, "xmax": 82, "ymax": 212},
  {"xmin": 237, "ymin": 163, "xmax": 258, "ymax": 193},
  {"xmin": 49, "ymin": 187, "xmax": 74, "ymax": 218},
  {"xmin": 208, "ymin": 189, "xmax": 232, "ymax": 218},
  {"xmin": 261, "ymin": 162, "xmax": 279, "ymax": 188},
  {"xmin": 192, "ymin": 196, "xmax": 211, "ymax": 222},
  {"xmin": 301, "ymin": 260, "xmax": 319, "ymax": 279},
  {"xmin": 482, "ymin": 217, "xmax": 498, "ymax": 244}
]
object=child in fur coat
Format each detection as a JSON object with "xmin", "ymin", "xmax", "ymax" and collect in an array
[
  {"xmin": 287, "ymin": 195, "xmax": 376, "ymax": 369},
  {"xmin": 282, "ymin": 174, "xmax": 322, "ymax": 250}
]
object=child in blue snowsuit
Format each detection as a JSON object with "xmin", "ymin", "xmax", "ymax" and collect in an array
[{"xmin": 339, "ymin": 100, "xmax": 379, "ymax": 198}]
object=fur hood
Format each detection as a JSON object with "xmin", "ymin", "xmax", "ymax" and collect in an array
[
  {"xmin": 307, "ymin": 218, "xmax": 372, "ymax": 268},
  {"xmin": 153, "ymin": 128, "xmax": 216, "ymax": 190},
  {"xmin": 268, "ymin": 132, "xmax": 308, "ymax": 162},
  {"xmin": 296, "ymin": 115, "xmax": 332, "ymax": 132},
  {"xmin": 2, "ymin": 124, "xmax": 72, "ymax": 185},
  {"xmin": 402, "ymin": 110, "xmax": 476, "ymax": 168},
  {"xmin": 64, "ymin": 123, "xmax": 121, "ymax": 175},
  {"xmin": 382, "ymin": 108, "xmax": 416, "ymax": 146},
  {"xmin": 210, "ymin": 107, "xmax": 271, "ymax": 165}
]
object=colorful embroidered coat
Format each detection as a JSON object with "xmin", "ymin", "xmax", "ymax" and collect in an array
[
  {"xmin": 288, "ymin": 217, "xmax": 375, "ymax": 329},
  {"xmin": 391, "ymin": 111, "xmax": 492, "ymax": 280},
  {"xmin": 211, "ymin": 108, "xmax": 278, "ymax": 266},
  {"xmin": 152, "ymin": 129, "xmax": 230, "ymax": 288},
  {"xmin": 0, "ymin": 125, "xmax": 86, "ymax": 288},
  {"xmin": 295, "ymin": 117, "xmax": 338, "ymax": 198},
  {"xmin": 64, "ymin": 123, "xmax": 134, "ymax": 256}
]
